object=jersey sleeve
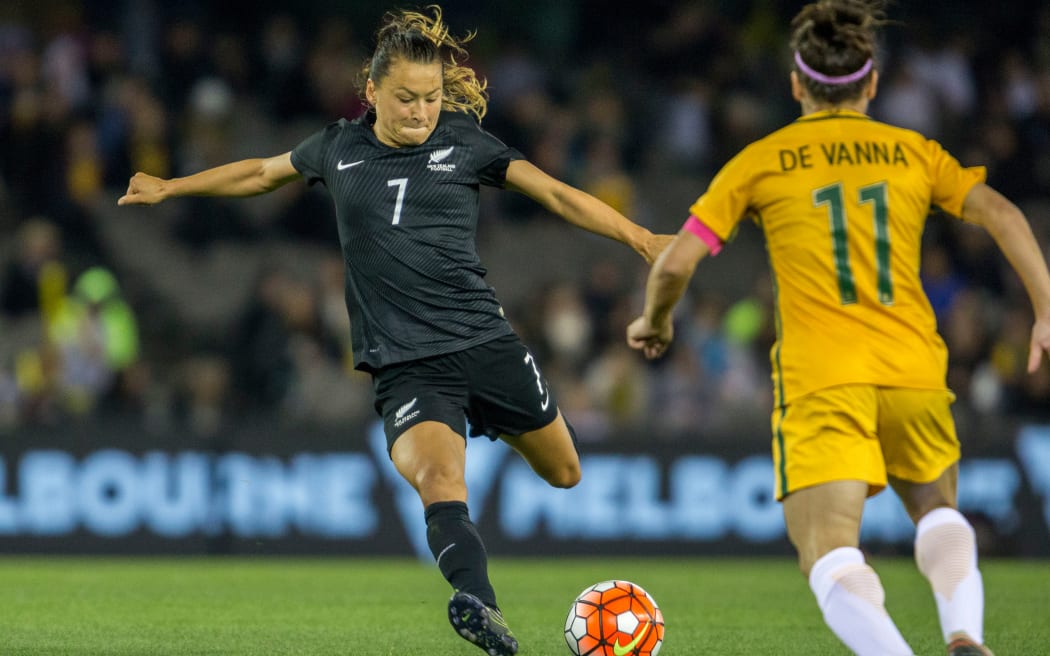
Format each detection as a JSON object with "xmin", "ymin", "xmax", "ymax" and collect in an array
[
  {"xmin": 926, "ymin": 138, "xmax": 986, "ymax": 218},
  {"xmin": 687, "ymin": 146, "xmax": 757, "ymax": 241},
  {"xmin": 451, "ymin": 113, "xmax": 524, "ymax": 187},
  {"xmin": 291, "ymin": 120, "xmax": 343, "ymax": 186}
]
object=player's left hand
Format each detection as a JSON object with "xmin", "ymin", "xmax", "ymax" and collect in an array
[
  {"xmin": 1028, "ymin": 315, "xmax": 1050, "ymax": 372},
  {"xmin": 639, "ymin": 233, "xmax": 676, "ymax": 265},
  {"xmin": 627, "ymin": 315, "xmax": 673, "ymax": 359}
]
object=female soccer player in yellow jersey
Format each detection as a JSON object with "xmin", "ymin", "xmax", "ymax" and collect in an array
[{"xmin": 628, "ymin": 1, "xmax": 1050, "ymax": 655}]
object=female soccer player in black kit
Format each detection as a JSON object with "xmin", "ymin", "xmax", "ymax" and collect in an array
[{"xmin": 120, "ymin": 6, "xmax": 670, "ymax": 655}]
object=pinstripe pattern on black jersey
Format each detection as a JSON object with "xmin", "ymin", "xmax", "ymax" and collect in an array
[{"xmin": 291, "ymin": 111, "xmax": 524, "ymax": 371}]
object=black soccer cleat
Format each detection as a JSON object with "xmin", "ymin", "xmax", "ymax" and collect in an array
[{"xmin": 447, "ymin": 591, "xmax": 519, "ymax": 655}]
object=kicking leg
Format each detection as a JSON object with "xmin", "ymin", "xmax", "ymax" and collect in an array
[{"xmin": 500, "ymin": 410, "xmax": 581, "ymax": 489}]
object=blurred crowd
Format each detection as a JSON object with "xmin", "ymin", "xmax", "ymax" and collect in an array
[{"xmin": 2, "ymin": 0, "xmax": 1050, "ymax": 444}]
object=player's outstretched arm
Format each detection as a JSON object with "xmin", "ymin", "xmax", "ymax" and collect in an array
[
  {"xmin": 117, "ymin": 152, "xmax": 300, "ymax": 206},
  {"xmin": 961, "ymin": 182, "xmax": 1050, "ymax": 372},
  {"xmin": 626, "ymin": 229, "xmax": 710, "ymax": 360},
  {"xmin": 504, "ymin": 159, "xmax": 674, "ymax": 264}
]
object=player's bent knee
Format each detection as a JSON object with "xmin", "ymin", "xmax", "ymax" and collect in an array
[
  {"xmin": 563, "ymin": 466, "xmax": 582, "ymax": 489},
  {"xmin": 547, "ymin": 461, "xmax": 581, "ymax": 489}
]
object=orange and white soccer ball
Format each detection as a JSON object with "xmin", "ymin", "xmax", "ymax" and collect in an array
[{"xmin": 564, "ymin": 579, "xmax": 664, "ymax": 656}]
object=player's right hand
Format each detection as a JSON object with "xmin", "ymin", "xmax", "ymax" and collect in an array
[
  {"xmin": 627, "ymin": 315, "xmax": 673, "ymax": 360},
  {"xmin": 118, "ymin": 172, "xmax": 167, "ymax": 206}
]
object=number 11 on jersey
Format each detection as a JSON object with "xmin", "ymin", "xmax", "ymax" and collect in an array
[{"xmin": 813, "ymin": 180, "xmax": 893, "ymax": 306}]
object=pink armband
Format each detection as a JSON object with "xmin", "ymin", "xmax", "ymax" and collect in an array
[{"xmin": 682, "ymin": 215, "xmax": 723, "ymax": 255}]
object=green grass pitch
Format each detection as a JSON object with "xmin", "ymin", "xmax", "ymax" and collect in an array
[{"xmin": 3, "ymin": 556, "xmax": 1047, "ymax": 654}]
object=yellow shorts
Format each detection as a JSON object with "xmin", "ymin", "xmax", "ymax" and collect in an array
[{"xmin": 770, "ymin": 384, "xmax": 960, "ymax": 500}]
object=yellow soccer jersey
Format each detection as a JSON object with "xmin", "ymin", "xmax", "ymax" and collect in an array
[{"xmin": 690, "ymin": 109, "xmax": 986, "ymax": 407}]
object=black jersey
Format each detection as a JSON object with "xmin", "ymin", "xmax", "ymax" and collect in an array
[{"xmin": 290, "ymin": 110, "xmax": 524, "ymax": 371}]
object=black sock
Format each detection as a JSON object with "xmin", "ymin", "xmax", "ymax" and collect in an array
[{"xmin": 425, "ymin": 500, "xmax": 498, "ymax": 609}]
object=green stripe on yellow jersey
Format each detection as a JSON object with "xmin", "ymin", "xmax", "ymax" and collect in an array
[{"xmin": 690, "ymin": 109, "xmax": 986, "ymax": 405}]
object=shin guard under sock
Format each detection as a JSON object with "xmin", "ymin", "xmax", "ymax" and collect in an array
[{"xmin": 425, "ymin": 501, "xmax": 498, "ymax": 609}]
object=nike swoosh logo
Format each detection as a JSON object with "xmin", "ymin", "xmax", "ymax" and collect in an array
[
  {"xmin": 613, "ymin": 621, "xmax": 651, "ymax": 656},
  {"xmin": 337, "ymin": 160, "xmax": 365, "ymax": 170},
  {"xmin": 540, "ymin": 385, "xmax": 550, "ymax": 411},
  {"xmin": 435, "ymin": 542, "xmax": 456, "ymax": 567}
]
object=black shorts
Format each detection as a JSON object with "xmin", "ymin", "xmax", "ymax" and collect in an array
[{"xmin": 372, "ymin": 334, "xmax": 559, "ymax": 452}]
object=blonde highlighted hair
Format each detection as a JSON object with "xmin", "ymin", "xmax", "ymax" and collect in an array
[{"xmin": 362, "ymin": 5, "xmax": 488, "ymax": 121}]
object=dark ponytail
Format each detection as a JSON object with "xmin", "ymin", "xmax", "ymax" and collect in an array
[{"xmin": 789, "ymin": 0, "xmax": 885, "ymax": 105}]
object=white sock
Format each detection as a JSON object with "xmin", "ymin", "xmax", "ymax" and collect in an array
[
  {"xmin": 809, "ymin": 547, "xmax": 914, "ymax": 656},
  {"xmin": 915, "ymin": 507, "xmax": 984, "ymax": 644}
]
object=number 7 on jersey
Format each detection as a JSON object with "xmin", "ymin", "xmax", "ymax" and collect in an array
[{"xmin": 387, "ymin": 178, "xmax": 408, "ymax": 225}]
